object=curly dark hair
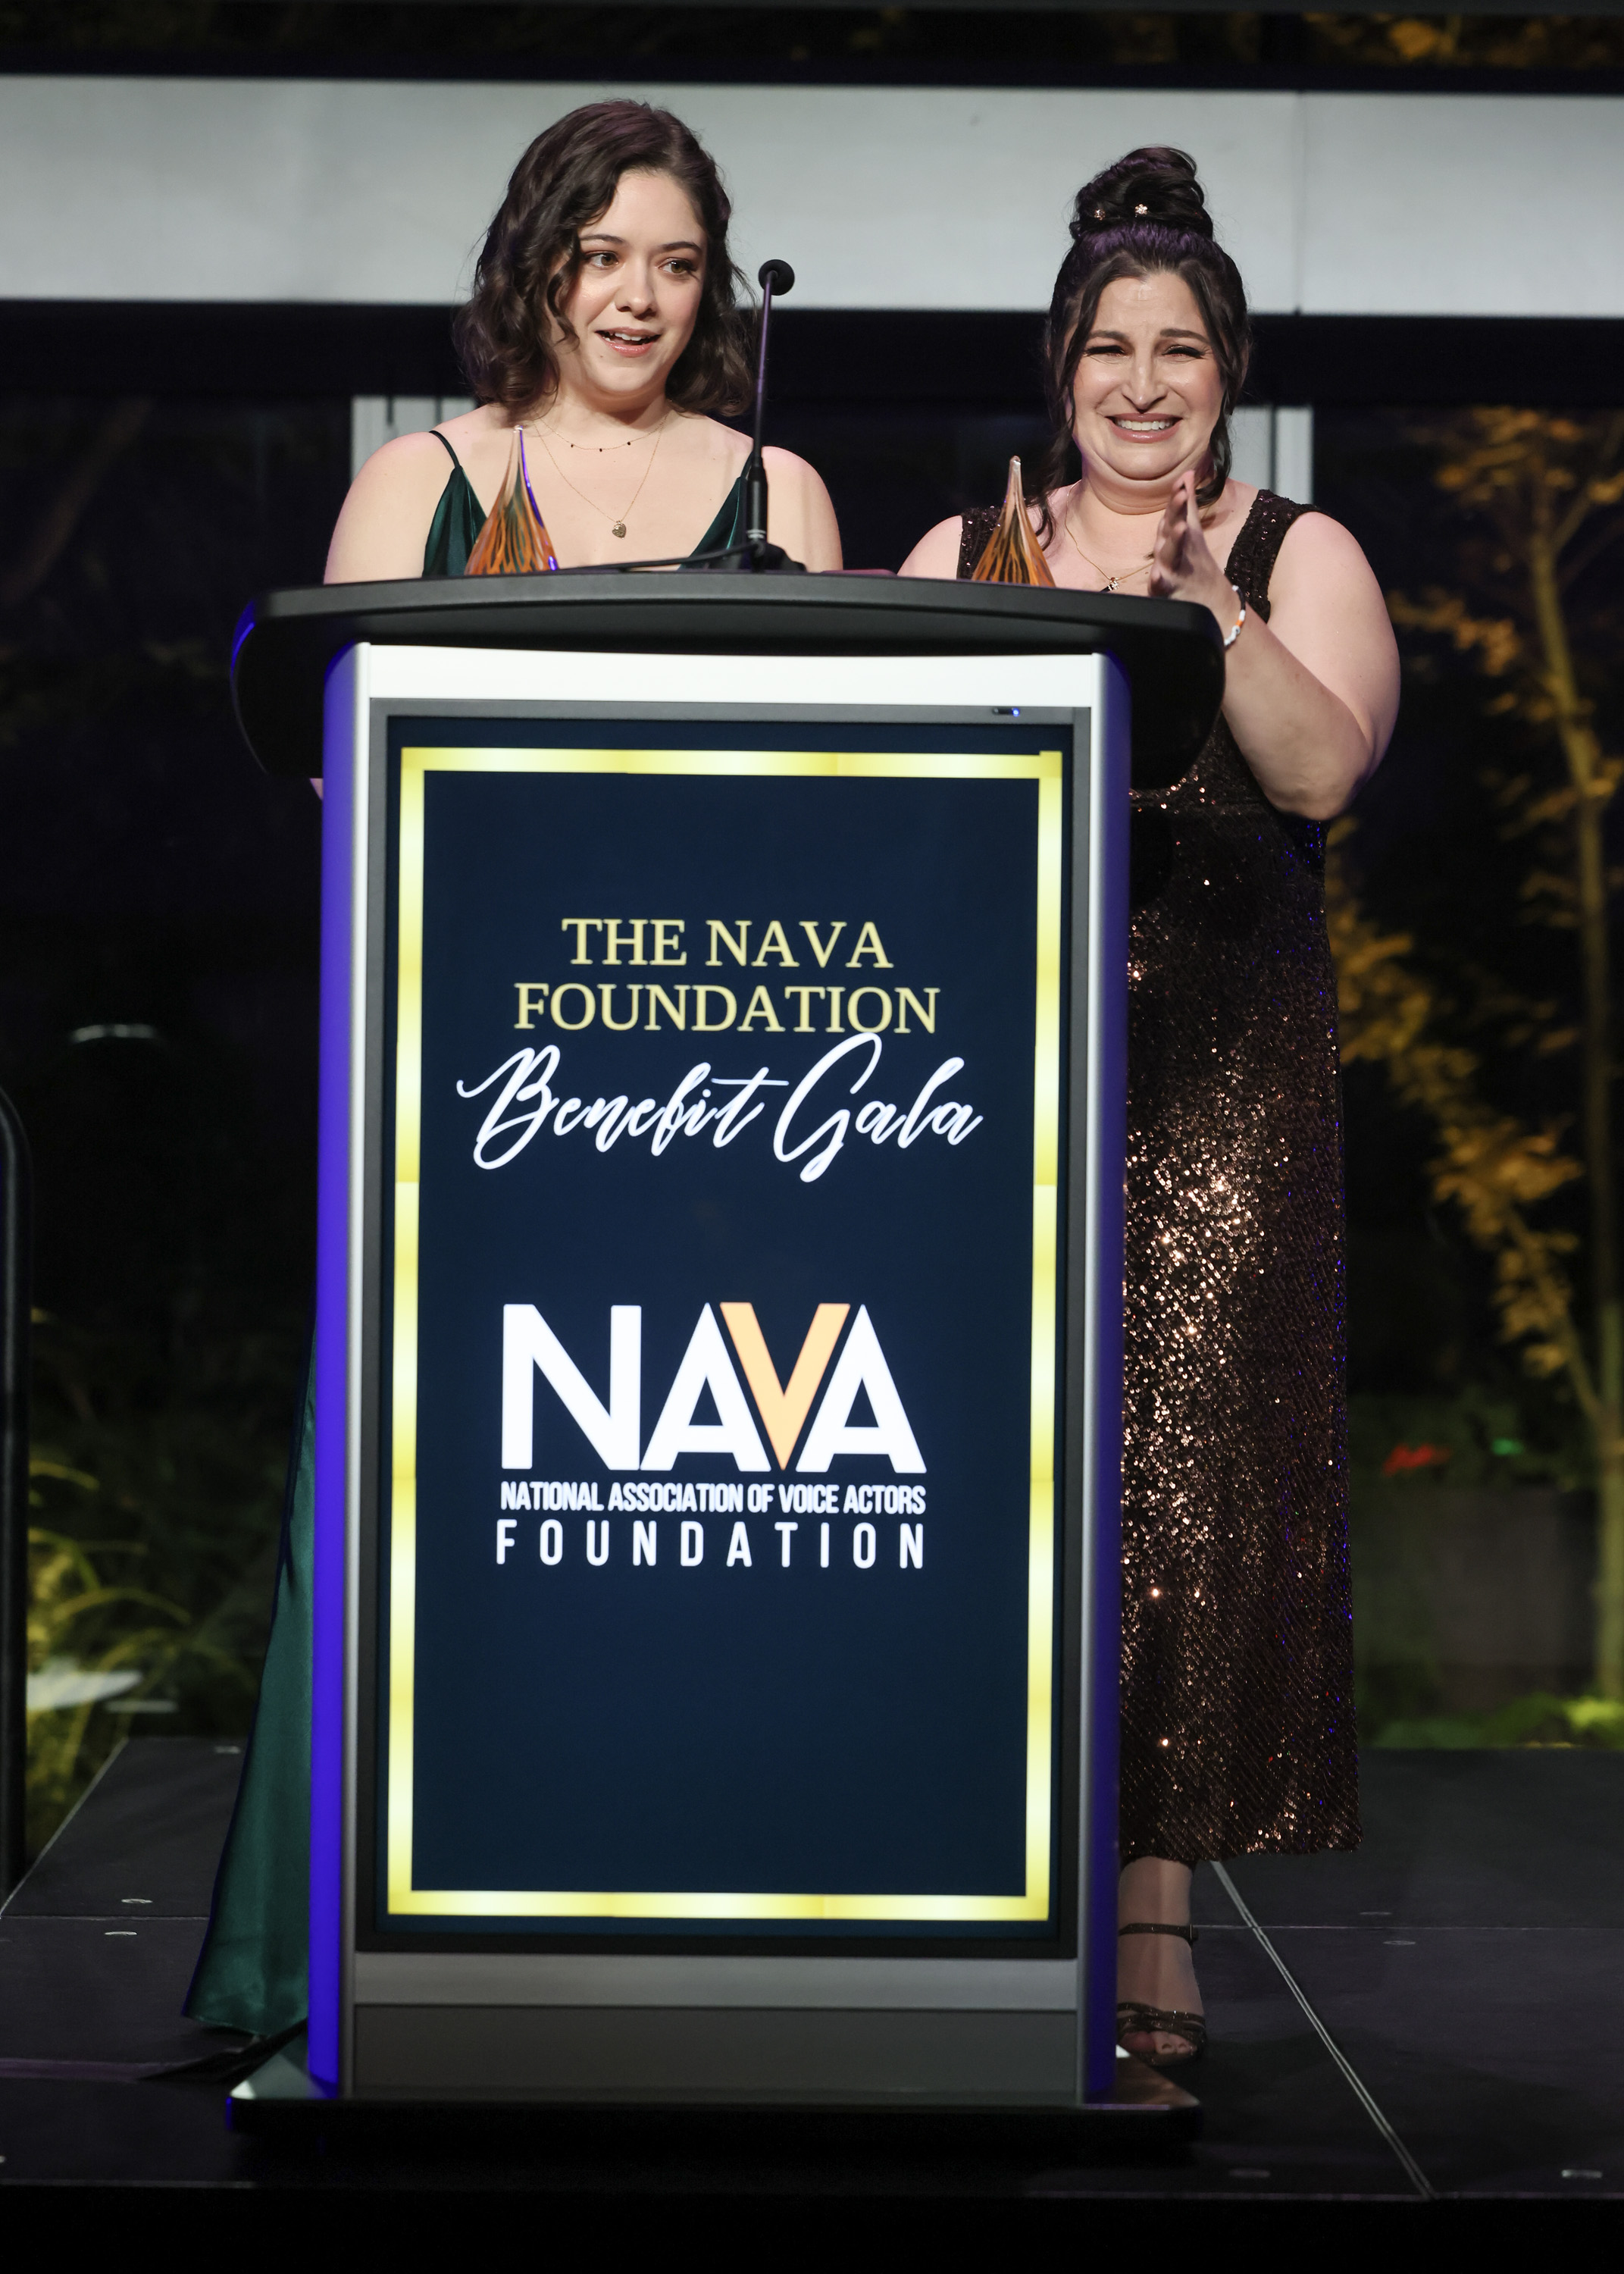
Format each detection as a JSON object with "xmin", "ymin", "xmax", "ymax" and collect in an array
[
  {"xmin": 1030, "ymin": 146, "xmax": 1252, "ymax": 532},
  {"xmin": 452, "ymin": 100, "xmax": 753, "ymax": 417}
]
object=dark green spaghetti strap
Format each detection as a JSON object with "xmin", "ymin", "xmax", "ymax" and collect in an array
[
  {"xmin": 421, "ymin": 430, "xmax": 487, "ymax": 579},
  {"xmin": 692, "ymin": 472, "xmax": 745, "ymax": 556}
]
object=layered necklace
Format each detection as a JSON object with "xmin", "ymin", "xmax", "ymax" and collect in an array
[
  {"xmin": 1062, "ymin": 499, "xmax": 1156, "ymax": 594},
  {"xmin": 530, "ymin": 411, "xmax": 671, "ymax": 540}
]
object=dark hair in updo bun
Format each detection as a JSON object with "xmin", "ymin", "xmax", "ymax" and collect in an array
[{"xmin": 1031, "ymin": 146, "xmax": 1250, "ymax": 528}]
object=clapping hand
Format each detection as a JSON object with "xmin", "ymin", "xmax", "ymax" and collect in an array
[
  {"xmin": 1147, "ymin": 468, "xmax": 1245, "ymax": 648},
  {"xmin": 1147, "ymin": 470, "xmax": 1218, "ymax": 602}
]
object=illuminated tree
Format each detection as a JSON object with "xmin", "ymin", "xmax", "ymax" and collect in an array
[
  {"xmin": 1335, "ymin": 409, "xmax": 1624, "ymax": 1695},
  {"xmin": 1305, "ymin": 14, "xmax": 1624, "ymax": 70}
]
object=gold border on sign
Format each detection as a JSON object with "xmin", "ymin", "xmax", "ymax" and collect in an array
[{"xmin": 385, "ymin": 746, "xmax": 1065, "ymax": 1920}]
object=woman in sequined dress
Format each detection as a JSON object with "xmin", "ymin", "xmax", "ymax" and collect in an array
[{"xmin": 902, "ymin": 149, "xmax": 1399, "ymax": 2064}]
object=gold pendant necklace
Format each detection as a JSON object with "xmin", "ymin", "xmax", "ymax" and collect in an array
[
  {"xmin": 1062, "ymin": 503, "xmax": 1154, "ymax": 593},
  {"xmin": 532, "ymin": 412, "xmax": 670, "ymax": 539}
]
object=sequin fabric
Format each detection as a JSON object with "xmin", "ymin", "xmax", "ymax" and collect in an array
[{"xmin": 959, "ymin": 489, "xmax": 1359, "ymax": 1865}]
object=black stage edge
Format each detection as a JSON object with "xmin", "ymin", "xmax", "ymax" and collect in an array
[
  {"xmin": 6, "ymin": 304, "xmax": 1624, "ymax": 412},
  {"xmin": 5, "ymin": 1739, "xmax": 1624, "ymax": 2210},
  {"xmin": 229, "ymin": 574, "xmax": 1224, "ymax": 788}
]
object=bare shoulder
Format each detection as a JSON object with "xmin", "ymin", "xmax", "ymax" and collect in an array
[
  {"xmin": 1273, "ymin": 507, "xmax": 1376, "ymax": 588},
  {"xmin": 367, "ymin": 405, "xmax": 509, "ymax": 500},
  {"xmin": 681, "ymin": 412, "xmax": 752, "ymax": 475},
  {"xmin": 759, "ymin": 442, "xmax": 842, "ymax": 572},
  {"xmin": 1268, "ymin": 509, "xmax": 1389, "ymax": 634},
  {"xmin": 762, "ymin": 443, "xmax": 832, "ymax": 500},
  {"xmin": 899, "ymin": 515, "xmax": 965, "ymax": 580},
  {"xmin": 672, "ymin": 413, "xmax": 809, "ymax": 486},
  {"xmin": 346, "ymin": 427, "xmax": 456, "ymax": 507},
  {"xmin": 1266, "ymin": 506, "xmax": 1399, "ymax": 756},
  {"xmin": 327, "ymin": 428, "xmax": 458, "ymax": 584}
]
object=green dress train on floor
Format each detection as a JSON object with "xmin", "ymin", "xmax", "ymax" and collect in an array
[
  {"xmin": 185, "ymin": 436, "xmax": 749, "ymax": 2036},
  {"xmin": 183, "ymin": 1356, "xmax": 313, "ymax": 2034}
]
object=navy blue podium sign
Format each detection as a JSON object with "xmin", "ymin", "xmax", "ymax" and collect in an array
[{"xmin": 311, "ymin": 642, "xmax": 1128, "ymax": 2106}]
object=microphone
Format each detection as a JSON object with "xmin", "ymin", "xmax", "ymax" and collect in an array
[{"xmin": 743, "ymin": 257, "xmax": 794, "ymax": 562}]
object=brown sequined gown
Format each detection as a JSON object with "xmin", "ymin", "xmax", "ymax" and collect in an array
[{"xmin": 959, "ymin": 487, "xmax": 1360, "ymax": 1865}]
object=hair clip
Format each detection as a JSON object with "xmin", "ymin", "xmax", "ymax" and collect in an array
[
  {"xmin": 1094, "ymin": 205, "xmax": 1106, "ymax": 220},
  {"xmin": 1134, "ymin": 203, "xmax": 1149, "ymax": 216}
]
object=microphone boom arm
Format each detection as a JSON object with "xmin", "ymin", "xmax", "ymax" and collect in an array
[{"xmin": 743, "ymin": 257, "xmax": 794, "ymax": 561}]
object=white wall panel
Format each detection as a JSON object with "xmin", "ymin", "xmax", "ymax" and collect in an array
[
  {"xmin": 1300, "ymin": 96, "xmax": 1624, "ymax": 317},
  {"xmin": 0, "ymin": 77, "xmax": 1300, "ymax": 311},
  {"xmin": 0, "ymin": 75, "xmax": 1617, "ymax": 317}
]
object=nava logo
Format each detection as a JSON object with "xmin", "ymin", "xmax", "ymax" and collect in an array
[{"xmin": 502, "ymin": 1301, "xmax": 925, "ymax": 1475}]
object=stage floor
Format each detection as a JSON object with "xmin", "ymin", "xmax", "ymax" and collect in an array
[{"xmin": 0, "ymin": 1737, "xmax": 1618, "ymax": 2212}]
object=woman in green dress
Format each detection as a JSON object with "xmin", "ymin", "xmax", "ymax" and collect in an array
[
  {"xmin": 188, "ymin": 99, "xmax": 841, "ymax": 2038},
  {"xmin": 329, "ymin": 101, "xmax": 840, "ymax": 582}
]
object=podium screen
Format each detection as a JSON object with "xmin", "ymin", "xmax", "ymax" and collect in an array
[{"xmin": 366, "ymin": 714, "xmax": 1075, "ymax": 1943}]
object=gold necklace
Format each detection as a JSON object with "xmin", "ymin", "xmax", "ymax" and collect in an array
[
  {"xmin": 1062, "ymin": 503, "xmax": 1155, "ymax": 593},
  {"xmin": 530, "ymin": 412, "xmax": 671, "ymax": 540}
]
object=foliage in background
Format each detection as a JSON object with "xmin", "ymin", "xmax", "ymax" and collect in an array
[
  {"xmin": 1375, "ymin": 1693, "xmax": 1624, "ymax": 1752},
  {"xmin": 1306, "ymin": 12, "xmax": 1624, "ymax": 69},
  {"xmin": 1329, "ymin": 406, "xmax": 1624, "ymax": 1696},
  {"xmin": 29, "ymin": 1509, "xmax": 191, "ymax": 1856},
  {"xmin": 0, "ymin": 395, "xmax": 335, "ymax": 1856},
  {"xmin": 1348, "ymin": 1383, "xmax": 1581, "ymax": 1497},
  {"xmin": 25, "ymin": 1310, "xmax": 296, "ymax": 1851}
]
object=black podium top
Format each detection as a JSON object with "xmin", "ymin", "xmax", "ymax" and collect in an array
[{"xmin": 230, "ymin": 572, "xmax": 1223, "ymax": 789}]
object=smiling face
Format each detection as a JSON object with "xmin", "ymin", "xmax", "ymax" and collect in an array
[
  {"xmin": 552, "ymin": 168, "xmax": 708, "ymax": 408},
  {"xmin": 1069, "ymin": 270, "xmax": 1225, "ymax": 494}
]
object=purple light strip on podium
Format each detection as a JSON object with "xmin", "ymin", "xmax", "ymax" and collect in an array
[{"xmin": 308, "ymin": 650, "xmax": 358, "ymax": 2094}]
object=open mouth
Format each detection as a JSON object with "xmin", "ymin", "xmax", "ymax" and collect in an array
[
  {"xmin": 1111, "ymin": 415, "xmax": 1179, "ymax": 436},
  {"xmin": 598, "ymin": 329, "xmax": 659, "ymax": 353}
]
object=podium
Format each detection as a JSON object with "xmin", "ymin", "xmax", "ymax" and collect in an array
[{"xmin": 230, "ymin": 573, "xmax": 1221, "ymax": 2116}]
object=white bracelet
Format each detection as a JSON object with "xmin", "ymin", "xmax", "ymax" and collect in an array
[{"xmin": 1222, "ymin": 587, "xmax": 1247, "ymax": 650}]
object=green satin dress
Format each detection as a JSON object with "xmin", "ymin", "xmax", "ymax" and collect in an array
[
  {"xmin": 421, "ymin": 430, "xmax": 748, "ymax": 574},
  {"xmin": 186, "ymin": 435, "xmax": 748, "ymax": 2037}
]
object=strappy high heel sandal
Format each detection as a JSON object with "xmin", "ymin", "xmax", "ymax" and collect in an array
[{"xmin": 1116, "ymin": 1922, "xmax": 1206, "ymax": 2067}]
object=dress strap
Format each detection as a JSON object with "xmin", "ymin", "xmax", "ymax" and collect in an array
[
  {"xmin": 1225, "ymin": 487, "xmax": 1316, "ymax": 622},
  {"xmin": 691, "ymin": 471, "xmax": 745, "ymax": 558},
  {"xmin": 956, "ymin": 506, "xmax": 1002, "ymax": 580},
  {"xmin": 421, "ymin": 431, "xmax": 487, "ymax": 579}
]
